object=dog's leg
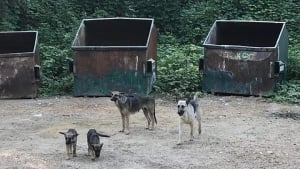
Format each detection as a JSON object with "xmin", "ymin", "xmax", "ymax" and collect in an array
[
  {"xmin": 198, "ymin": 122, "xmax": 201, "ymax": 135},
  {"xmin": 88, "ymin": 145, "xmax": 91, "ymax": 156},
  {"xmin": 196, "ymin": 109, "xmax": 202, "ymax": 134},
  {"xmin": 143, "ymin": 110, "xmax": 151, "ymax": 129},
  {"xmin": 72, "ymin": 143, "xmax": 77, "ymax": 157},
  {"xmin": 177, "ymin": 120, "xmax": 183, "ymax": 145},
  {"xmin": 119, "ymin": 113, "xmax": 125, "ymax": 132},
  {"xmin": 197, "ymin": 116, "xmax": 201, "ymax": 135},
  {"xmin": 148, "ymin": 102, "xmax": 156, "ymax": 130},
  {"xmin": 91, "ymin": 148, "xmax": 96, "ymax": 160},
  {"xmin": 99, "ymin": 143, "xmax": 104, "ymax": 157},
  {"xmin": 189, "ymin": 122, "xmax": 194, "ymax": 141},
  {"xmin": 149, "ymin": 111, "xmax": 155, "ymax": 130},
  {"xmin": 66, "ymin": 144, "xmax": 71, "ymax": 160},
  {"xmin": 124, "ymin": 114, "xmax": 130, "ymax": 135},
  {"xmin": 143, "ymin": 108, "xmax": 151, "ymax": 129}
]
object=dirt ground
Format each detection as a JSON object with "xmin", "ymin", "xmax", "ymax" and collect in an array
[{"xmin": 0, "ymin": 94, "xmax": 299, "ymax": 169}]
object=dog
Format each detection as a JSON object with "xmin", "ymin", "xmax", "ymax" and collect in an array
[
  {"xmin": 177, "ymin": 92, "xmax": 202, "ymax": 145},
  {"xmin": 111, "ymin": 91, "xmax": 157, "ymax": 135},
  {"xmin": 59, "ymin": 129, "xmax": 79, "ymax": 159},
  {"xmin": 87, "ymin": 129, "xmax": 110, "ymax": 160}
]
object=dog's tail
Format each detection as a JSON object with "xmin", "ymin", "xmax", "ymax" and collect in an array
[
  {"xmin": 97, "ymin": 132, "xmax": 110, "ymax": 137},
  {"xmin": 193, "ymin": 91, "xmax": 201, "ymax": 113},
  {"xmin": 193, "ymin": 92, "xmax": 201, "ymax": 102}
]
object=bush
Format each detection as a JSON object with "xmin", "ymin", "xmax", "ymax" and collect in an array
[
  {"xmin": 39, "ymin": 45, "xmax": 73, "ymax": 96},
  {"xmin": 0, "ymin": 0, "xmax": 299, "ymax": 98},
  {"xmin": 272, "ymin": 80, "xmax": 300, "ymax": 104},
  {"xmin": 287, "ymin": 45, "xmax": 300, "ymax": 80},
  {"xmin": 156, "ymin": 34, "xmax": 203, "ymax": 98}
]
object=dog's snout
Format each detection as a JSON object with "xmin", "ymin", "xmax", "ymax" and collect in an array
[
  {"xmin": 110, "ymin": 96, "xmax": 117, "ymax": 101},
  {"xmin": 178, "ymin": 110, "xmax": 184, "ymax": 116},
  {"xmin": 65, "ymin": 137, "xmax": 72, "ymax": 144}
]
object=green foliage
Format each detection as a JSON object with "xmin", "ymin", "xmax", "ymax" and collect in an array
[
  {"xmin": 177, "ymin": 1, "xmax": 216, "ymax": 44},
  {"xmin": 0, "ymin": 0, "xmax": 26, "ymax": 30},
  {"xmin": 132, "ymin": 0, "xmax": 183, "ymax": 33},
  {"xmin": 287, "ymin": 44, "xmax": 300, "ymax": 80},
  {"xmin": 39, "ymin": 45, "xmax": 73, "ymax": 96},
  {"xmin": 0, "ymin": 0, "xmax": 299, "ymax": 100},
  {"xmin": 156, "ymin": 35, "xmax": 203, "ymax": 97},
  {"xmin": 176, "ymin": 0, "xmax": 300, "ymax": 45},
  {"xmin": 272, "ymin": 80, "xmax": 300, "ymax": 104}
]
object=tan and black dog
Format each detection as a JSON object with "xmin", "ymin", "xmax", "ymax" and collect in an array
[
  {"xmin": 111, "ymin": 91, "xmax": 157, "ymax": 135},
  {"xmin": 177, "ymin": 92, "xmax": 202, "ymax": 145},
  {"xmin": 59, "ymin": 129, "xmax": 79, "ymax": 159},
  {"xmin": 87, "ymin": 129, "xmax": 110, "ymax": 160}
]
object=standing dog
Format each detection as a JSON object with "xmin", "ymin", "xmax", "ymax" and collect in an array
[
  {"xmin": 177, "ymin": 92, "xmax": 202, "ymax": 145},
  {"xmin": 87, "ymin": 129, "xmax": 110, "ymax": 160},
  {"xmin": 59, "ymin": 129, "xmax": 79, "ymax": 159},
  {"xmin": 111, "ymin": 91, "xmax": 157, "ymax": 135}
]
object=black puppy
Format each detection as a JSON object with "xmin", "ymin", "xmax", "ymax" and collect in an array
[{"xmin": 87, "ymin": 129, "xmax": 110, "ymax": 160}]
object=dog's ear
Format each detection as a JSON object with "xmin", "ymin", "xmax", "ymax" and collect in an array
[
  {"xmin": 186, "ymin": 98, "xmax": 191, "ymax": 105},
  {"xmin": 59, "ymin": 132, "xmax": 65, "ymax": 135},
  {"xmin": 120, "ymin": 95, "xmax": 127, "ymax": 104},
  {"xmin": 175, "ymin": 95, "xmax": 178, "ymax": 103},
  {"xmin": 111, "ymin": 91, "xmax": 119, "ymax": 96}
]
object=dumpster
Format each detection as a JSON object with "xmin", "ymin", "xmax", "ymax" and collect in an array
[
  {"xmin": 71, "ymin": 17, "xmax": 157, "ymax": 96},
  {"xmin": 0, "ymin": 31, "xmax": 40, "ymax": 99},
  {"xmin": 202, "ymin": 20, "xmax": 288, "ymax": 96}
]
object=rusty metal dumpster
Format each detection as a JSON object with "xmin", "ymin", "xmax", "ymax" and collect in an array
[
  {"xmin": 0, "ymin": 31, "xmax": 40, "ymax": 98},
  {"xmin": 71, "ymin": 17, "xmax": 157, "ymax": 96},
  {"xmin": 202, "ymin": 20, "xmax": 288, "ymax": 96}
]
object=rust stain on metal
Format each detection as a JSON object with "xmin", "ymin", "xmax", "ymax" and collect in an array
[
  {"xmin": 72, "ymin": 18, "xmax": 157, "ymax": 96},
  {"xmin": 203, "ymin": 20, "xmax": 288, "ymax": 96},
  {"xmin": 0, "ymin": 31, "xmax": 40, "ymax": 99}
]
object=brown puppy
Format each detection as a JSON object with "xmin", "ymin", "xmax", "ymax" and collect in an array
[
  {"xmin": 59, "ymin": 129, "xmax": 79, "ymax": 159},
  {"xmin": 111, "ymin": 91, "xmax": 157, "ymax": 135}
]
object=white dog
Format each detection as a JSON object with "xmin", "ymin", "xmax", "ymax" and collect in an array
[{"xmin": 177, "ymin": 93, "xmax": 202, "ymax": 145}]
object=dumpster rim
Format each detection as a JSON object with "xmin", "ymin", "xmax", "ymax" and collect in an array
[
  {"xmin": 0, "ymin": 31, "xmax": 39, "ymax": 56},
  {"xmin": 203, "ymin": 20, "xmax": 286, "ymax": 49},
  {"xmin": 202, "ymin": 44, "xmax": 277, "ymax": 52},
  {"xmin": 81, "ymin": 17, "xmax": 154, "ymax": 22},
  {"xmin": 71, "ymin": 46, "xmax": 148, "ymax": 51},
  {"xmin": 0, "ymin": 52, "xmax": 36, "ymax": 58},
  {"xmin": 71, "ymin": 17, "xmax": 155, "ymax": 48}
]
